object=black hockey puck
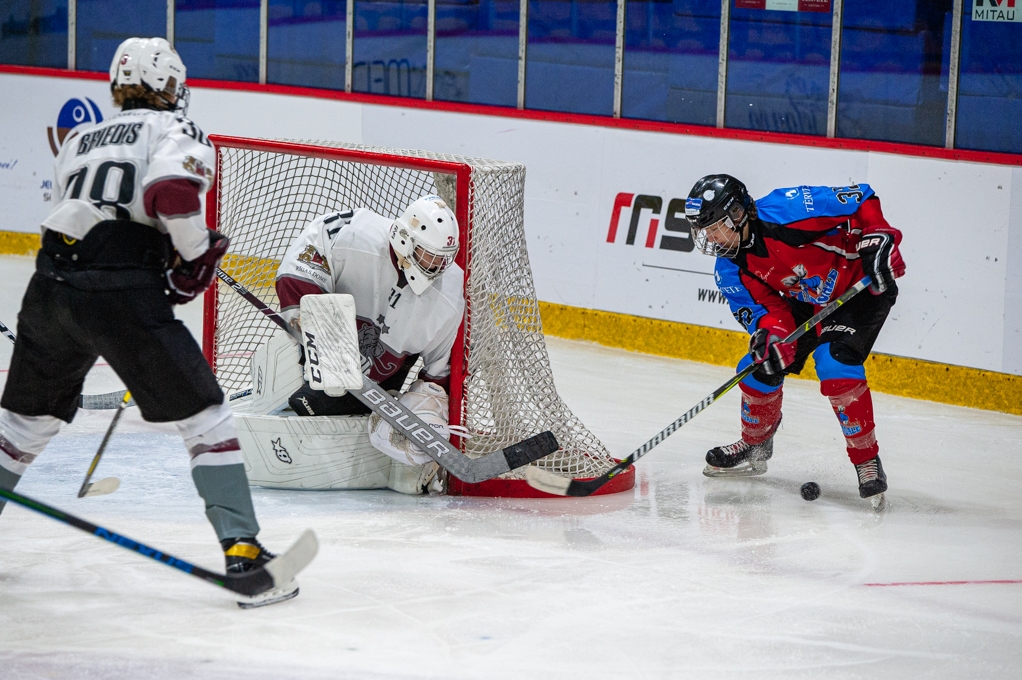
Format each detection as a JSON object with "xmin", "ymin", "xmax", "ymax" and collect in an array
[{"xmin": 801, "ymin": 482, "xmax": 820, "ymax": 501}]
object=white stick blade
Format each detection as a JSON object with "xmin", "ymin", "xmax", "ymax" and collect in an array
[
  {"xmin": 524, "ymin": 467, "xmax": 571, "ymax": 496},
  {"xmin": 264, "ymin": 529, "xmax": 319, "ymax": 588},
  {"xmin": 82, "ymin": 477, "xmax": 121, "ymax": 497}
]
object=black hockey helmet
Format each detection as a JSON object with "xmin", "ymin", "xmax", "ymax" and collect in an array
[{"xmin": 685, "ymin": 174, "xmax": 755, "ymax": 258}]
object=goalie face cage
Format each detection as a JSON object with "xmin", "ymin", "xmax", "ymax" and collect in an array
[{"xmin": 201, "ymin": 136, "xmax": 633, "ymax": 497}]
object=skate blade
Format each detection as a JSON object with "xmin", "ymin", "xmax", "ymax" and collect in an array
[
  {"xmin": 702, "ymin": 461, "xmax": 768, "ymax": 478},
  {"xmin": 869, "ymin": 493, "xmax": 887, "ymax": 513},
  {"xmin": 237, "ymin": 581, "xmax": 299, "ymax": 609}
]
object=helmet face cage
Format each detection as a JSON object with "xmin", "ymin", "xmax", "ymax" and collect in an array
[{"xmin": 685, "ymin": 174, "xmax": 751, "ymax": 259}]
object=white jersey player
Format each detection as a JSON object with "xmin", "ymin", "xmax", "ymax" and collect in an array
[
  {"xmin": 275, "ymin": 195, "xmax": 465, "ymax": 471},
  {"xmin": 0, "ymin": 37, "xmax": 310, "ymax": 607}
]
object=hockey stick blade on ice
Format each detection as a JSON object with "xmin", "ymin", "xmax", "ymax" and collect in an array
[
  {"xmin": 215, "ymin": 268, "xmax": 559, "ymax": 483},
  {"xmin": 0, "ymin": 319, "xmax": 134, "ymax": 411},
  {"xmin": 526, "ymin": 277, "xmax": 874, "ymax": 497},
  {"xmin": 0, "ymin": 488, "xmax": 317, "ymax": 600},
  {"xmin": 78, "ymin": 391, "xmax": 132, "ymax": 498}
]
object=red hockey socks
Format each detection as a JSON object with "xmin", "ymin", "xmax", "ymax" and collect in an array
[
  {"xmin": 820, "ymin": 379, "xmax": 878, "ymax": 464},
  {"xmin": 740, "ymin": 383, "xmax": 783, "ymax": 445}
]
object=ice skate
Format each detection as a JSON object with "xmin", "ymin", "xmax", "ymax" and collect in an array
[
  {"xmin": 223, "ymin": 538, "xmax": 300, "ymax": 609},
  {"xmin": 703, "ymin": 436, "xmax": 773, "ymax": 477},
  {"xmin": 854, "ymin": 455, "xmax": 887, "ymax": 512}
]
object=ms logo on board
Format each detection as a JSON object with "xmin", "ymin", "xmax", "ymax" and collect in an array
[{"xmin": 47, "ymin": 98, "xmax": 104, "ymax": 156}]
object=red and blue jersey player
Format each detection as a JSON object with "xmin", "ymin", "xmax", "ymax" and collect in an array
[{"xmin": 684, "ymin": 175, "xmax": 905, "ymax": 503}]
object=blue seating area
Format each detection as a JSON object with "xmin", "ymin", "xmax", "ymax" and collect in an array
[{"xmin": 2, "ymin": 0, "xmax": 1019, "ymax": 153}]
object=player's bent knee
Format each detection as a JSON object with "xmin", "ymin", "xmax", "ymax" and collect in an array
[
  {"xmin": 813, "ymin": 343, "xmax": 866, "ymax": 383},
  {"xmin": 175, "ymin": 402, "xmax": 244, "ymax": 468},
  {"xmin": 737, "ymin": 354, "xmax": 783, "ymax": 392},
  {"xmin": 0, "ymin": 410, "xmax": 62, "ymax": 475}
]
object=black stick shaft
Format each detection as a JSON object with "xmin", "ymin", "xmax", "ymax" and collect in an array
[
  {"xmin": 568, "ymin": 277, "xmax": 873, "ymax": 495},
  {"xmin": 0, "ymin": 488, "xmax": 232, "ymax": 590}
]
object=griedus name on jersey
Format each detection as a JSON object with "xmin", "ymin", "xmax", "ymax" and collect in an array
[{"xmin": 76, "ymin": 122, "xmax": 144, "ymax": 156}]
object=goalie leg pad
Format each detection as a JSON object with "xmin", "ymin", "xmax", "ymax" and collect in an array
[{"xmin": 369, "ymin": 380, "xmax": 449, "ymax": 466}]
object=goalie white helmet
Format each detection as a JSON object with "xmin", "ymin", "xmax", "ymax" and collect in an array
[
  {"xmin": 389, "ymin": 195, "xmax": 459, "ymax": 295},
  {"xmin": 109, "ymin": 37, "xmax": 189, "ymax": 114}
]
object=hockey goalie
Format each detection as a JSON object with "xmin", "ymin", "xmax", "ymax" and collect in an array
[{"xmin": 232, "ymin": 195, "xmax": 465, "ymax": 495}]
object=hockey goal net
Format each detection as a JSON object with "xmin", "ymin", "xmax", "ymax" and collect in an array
[{"xmin": 202, "ymin": 136, "xmax": 633, "ymax": 497}]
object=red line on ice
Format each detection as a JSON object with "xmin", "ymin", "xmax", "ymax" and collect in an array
[{"xmin": 865, "ymin": 580, "xmax": 1022, "ymax": 587}]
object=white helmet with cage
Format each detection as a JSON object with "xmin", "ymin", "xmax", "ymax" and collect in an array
[
  {"xmin": 389, "ymin": 195, "xmax": 460, "ymax": 295},
  {"xmin": 109, "ymin": 37, "xmax": 189, "ymax": 114}
]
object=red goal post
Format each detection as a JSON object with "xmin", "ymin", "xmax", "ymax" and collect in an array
[{"xmin": 201, "ymin": 135, "xmax": 633, "ymax": 497}]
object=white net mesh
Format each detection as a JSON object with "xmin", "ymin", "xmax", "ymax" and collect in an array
[{"xmin": 210, "ymin": 139, "xmax": 614, "ymax": 481}]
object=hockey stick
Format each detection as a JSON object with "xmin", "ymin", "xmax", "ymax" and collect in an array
[
  {"xmin": 526, "ymin": 276, "xmax": 874, "ymax": 497},
  {"xmin": 214, "ymin": 268, "xmax": 559, "ymax": 483},
  {"xmin": 0, "ymin": 318, "xmax": 134, "ymax": 411},
  {"xmin": 0, "ymin": 487, "xmax": 318, "ymax": 601},
  {"xmin": 76, "ymin": 391, "xmax": 132, "ymax": 498}
]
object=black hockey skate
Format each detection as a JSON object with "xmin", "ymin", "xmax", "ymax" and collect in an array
[
  {"xmin": 223, "ymin": 537, "xmax": 300, "ymax": 609},
  {"xmin": 703, "ymin": 436, "xmax": 774, "ymax": 478},
  {"xmin": 854, "ymin": 455, "xmax": 887, "ymax": 511}
]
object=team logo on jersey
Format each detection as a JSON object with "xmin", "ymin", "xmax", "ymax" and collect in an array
[
  {"xmin": 182, "ymin": 155, "xmax": 213, "ymax": 181},
  {"xmin": 47, "ymin": 97, "xmax": 104, "ymax": 156},
  {"xmin": 271, "ymin": 438, "xmax": 293, "ymax": 464},
  {"xmin": 781, "ymin": 264, "xmax": 838, "ymax": 305},
  {"xmin": 297, "ymin": 245, "xmax": 331, "ymax": 274}
]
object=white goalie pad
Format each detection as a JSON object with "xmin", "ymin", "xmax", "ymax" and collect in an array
[
  {"xmin": 235, "ymin": 413, "xmax": 392, "ymax": 490},
  {"xmin": 369, "ymin": 380, "xmax": 449, "ymax": 466},
  {"xmin": 299, "ymin": 294, "xmax": 363, "ymax": 397},
  {"xmin": 235, "ymin": 331, "xmax": 304, "ymax": 416}
]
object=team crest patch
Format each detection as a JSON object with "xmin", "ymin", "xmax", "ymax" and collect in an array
[
  {"xmin": 297, "ymin": 245, "xmax": 331, "ymax": 274},
  {"xmin": 781, "ymin": 264, "xmax": 838, "ymax": 305},
  {"xmin": 182, "ymin": 155, "xmax": 213, "ymax": 180}
]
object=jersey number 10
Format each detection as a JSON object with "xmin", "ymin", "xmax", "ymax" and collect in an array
[{"xmin": 66, "ymin": 161, "xmax": 137, "ymax": 222}]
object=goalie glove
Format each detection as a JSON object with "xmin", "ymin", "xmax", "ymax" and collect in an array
[
  {"xmin": 166, "ymin": 230, "xmax": 229, "ymax": 305},
  {"xmin": 857, "ymin": 227, "xmax": 904, "ymax": 295},
  {"xmin": 749, "ymin": 326, "xmax": 795, "ymax": 376},
  {"xmin": 369, "ymin": 380, "xmax": 449, "ymax": 466}
]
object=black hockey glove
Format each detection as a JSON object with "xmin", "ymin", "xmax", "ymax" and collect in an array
[
  {"xmin": 857, "ymin": 228, "xmax": 904, "ymax": 295},
  {"xmin": 749, "ymin": 327, "xmax": 795, "ymax": 376},
  {"xmin": 166, "ymin": 230, "xmax": 230, "ymax": 305}
]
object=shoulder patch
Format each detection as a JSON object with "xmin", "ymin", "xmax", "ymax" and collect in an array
[{"xmin": 297, "ymin": 245, "xmax": 332, "ymax": 275}]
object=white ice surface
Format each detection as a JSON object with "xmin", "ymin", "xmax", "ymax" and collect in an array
[{"xmin": 0, "ymin": 255, "xmax": 1020, "ymax": 679}]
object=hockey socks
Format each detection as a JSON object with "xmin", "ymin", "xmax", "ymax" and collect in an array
[
  {"xmin": 740, "ymin": 383, "xmax": 782, "ymax": 445},
  {"xmin": 821, "ymin": 378, "xmax": 879, "ymax": 465},
  {"xmin": 191, "ymin": 463, "xmax": 261, "ymax": 541}
]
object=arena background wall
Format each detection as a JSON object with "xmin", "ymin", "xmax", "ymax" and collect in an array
[{"xmin": 2, "ymin": 68, "xmax": 1020, "ymax": 415}]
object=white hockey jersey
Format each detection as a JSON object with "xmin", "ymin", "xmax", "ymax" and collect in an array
[
  {"xmin": 276, "ymin": 208, "xmax": 465, "ymax": 382},
  {"xmin": 44, "ymin": 108, "xmax": 215, "ymax": 261}
]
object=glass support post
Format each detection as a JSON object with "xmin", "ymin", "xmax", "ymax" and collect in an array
[
  {"xmin": 613, "ymin": 0, "xmax": 625, "ymax": 118},
  {"xmin": 259, "ymin": 0, "xmax": 268, "ymax": 84},
  {"xmin": 826, "ymin": 0, "xmax": 843, "ymax": 138},
  {"xmin": 345, "ymin": 0, "xmax": 354, "ymax": 92},
  {"xmin": 167, "ymin": 0, "xmax": 175, "ymax": 47},
  {"xmin": 945, "ymin": 0, "xmax": 963, "ymax": 150},
  {"xmin": 716, "ymin": 0, "xmax": 729, "ymax": 128},
  {"xmin": 68, "ymin": 0, "xmax": 76, "ymax": 69},
  {"xmin": 426, "ymin": 0, "xmax": 436, "ymax": 100},
  {"xmin": 517, "ymin": 0, "xmax": 528, "ymax": 109}
]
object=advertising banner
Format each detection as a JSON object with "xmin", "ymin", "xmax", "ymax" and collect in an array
[{"xmin": 2, "ymin": 70, "xmax": 1020, "ymax": 376}]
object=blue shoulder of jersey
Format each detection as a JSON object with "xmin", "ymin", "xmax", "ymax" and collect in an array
[{"xmin": 755, "ymin": 184, "xmax": 875, "ymax": 225}]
